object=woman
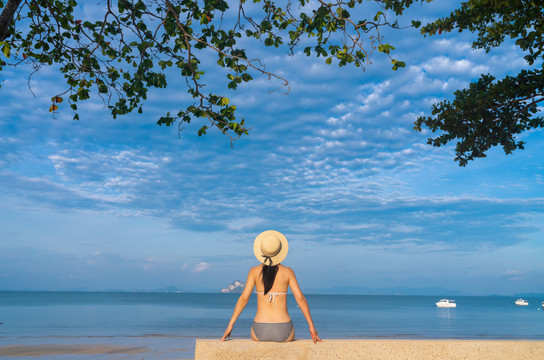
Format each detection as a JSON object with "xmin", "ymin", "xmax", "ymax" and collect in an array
[{"xmin": 221, "ymin": 230, "xmax": 321, "ymax": 344}]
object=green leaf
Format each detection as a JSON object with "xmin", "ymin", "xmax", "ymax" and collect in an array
[
  {"xmin": 0, "ymin": 42, "xmax": 10, "ymax": 58},
  {"xmin": 391, "ymin": 59, "xmax": 405, "ymax": 71}
]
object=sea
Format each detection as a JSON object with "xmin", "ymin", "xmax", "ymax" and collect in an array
[{"xmin": 0, "ymin": 291, "xmax": 543, "ymax": 359}]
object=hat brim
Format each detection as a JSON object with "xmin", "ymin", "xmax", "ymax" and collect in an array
[{"xmin": 253, "ymin": 230, "xmax": 289, "ymax": 265}]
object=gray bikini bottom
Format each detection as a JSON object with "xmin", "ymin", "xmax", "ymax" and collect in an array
[{"xmin": 252, "ymin": 321, "xmax": 294, "ymax": 342}]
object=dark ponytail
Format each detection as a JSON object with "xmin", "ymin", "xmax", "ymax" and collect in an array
[{"xmin": 261, "ymin": 264, "xmax": 278, "ymax": 295}]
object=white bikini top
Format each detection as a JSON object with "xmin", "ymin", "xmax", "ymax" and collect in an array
[{"xmin": 256, "ymin": 291, "xmax": 287, "ymax": 307}]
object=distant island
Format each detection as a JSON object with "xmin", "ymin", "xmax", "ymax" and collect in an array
[{"xmin": 220, "ymin": 280, "xmax": 245, "ymax": 293}]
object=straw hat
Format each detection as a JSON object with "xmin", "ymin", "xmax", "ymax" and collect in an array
[{"xmin": 253, "ymin": 230, "xmax": 289, "ymax": 266}]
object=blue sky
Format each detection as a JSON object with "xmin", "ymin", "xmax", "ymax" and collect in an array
[{"xmin": 1, "ymin": 0, "xmax": 543, "ymax": 295}]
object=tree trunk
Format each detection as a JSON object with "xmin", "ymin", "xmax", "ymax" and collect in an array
[{"xmin": 0, "ymin": 0, "xmax": 23, "ymax": 42}]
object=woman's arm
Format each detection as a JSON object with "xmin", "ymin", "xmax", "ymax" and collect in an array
[
  {"xmin": 221, "ymin": 268, "xmax": 256, "ymax": 341},
  {"xmin": 288, "ymin": 268, "xmax": 322, "ymax": 344}
]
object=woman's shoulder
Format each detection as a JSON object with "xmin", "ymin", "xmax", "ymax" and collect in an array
[
  {"xmin": 247, "ymin": 266, "xmax": 261, "ymax": 284},
  {"xmin": 249, "ymin": 265, "xmax": 261, "ymax": 273},
  {"xmin": 278, "ymin": 264, "xmax": 294, "ymax": 274}
]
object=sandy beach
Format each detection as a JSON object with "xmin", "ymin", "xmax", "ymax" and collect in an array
[{"xmin": 196, "ymin": 339, "xmax": 544, "ymax": 360}]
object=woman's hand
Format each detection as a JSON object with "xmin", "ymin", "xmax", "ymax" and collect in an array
[
  {"xmin": 309, "ymin": 325, "xmax": 322, "ymax": 344},
  {"xmin": 221, "ymin": 324, "xmax": 233, "ymax": 341}
]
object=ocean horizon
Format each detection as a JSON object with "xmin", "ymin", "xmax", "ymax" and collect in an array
[
  {"xmin": 3, "ymin": 288, "xmax": 544, "ymax": 296},
  {"xmin": 1, "ymin": 291, "xmax": 543, "ymax": 359}
]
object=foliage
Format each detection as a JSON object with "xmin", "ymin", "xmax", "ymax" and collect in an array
[
  {"xmin": 413, "ymin": 0, "xmax": 544, "ymax": 166},
  {"xmin": 0, "ymin": 0, "xmax": 410, "ymax": 142}
]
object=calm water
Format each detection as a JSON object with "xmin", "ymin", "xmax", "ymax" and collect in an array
[{"xmin": 0, "ymin": 292, "xmax": 543, "ymax": 359}]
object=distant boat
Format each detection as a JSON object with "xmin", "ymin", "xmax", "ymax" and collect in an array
[
  {"xmin": 436, "ymin": 299, "xmax": 456, "ymax": 308},
  {"xmin": 515, "ymin": 299, "xmax": 529, "ymax": 306},
  {"xmin": 541, "ymin": 301, "xmax": 544, "ymax": 309}
]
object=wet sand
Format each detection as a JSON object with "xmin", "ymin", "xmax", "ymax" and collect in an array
[
  {"xmin": 0, "ymin": 344, "xmax": 149, "ymax": 357},
  {"xmin": 0, "ymin": 342, "xmax": 193, "ymax": 359}
]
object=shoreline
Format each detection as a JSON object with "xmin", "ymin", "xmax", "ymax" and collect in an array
[
  {"xmin": 0, "ymin": 344, "xmax": 149, "ymax": 357},
  {"xmin": 0, "ymin": 335, "xmax": 197, "ymax": 359}
]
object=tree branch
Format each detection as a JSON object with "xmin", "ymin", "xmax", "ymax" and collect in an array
[{"xmin": 0, "ymin": 0, "xmax": 23, "ymax": 41}]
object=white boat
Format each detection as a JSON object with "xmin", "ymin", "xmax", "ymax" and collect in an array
[
  {"xmin": 515, "ymin": 299, "xmax": 529, "ymax": 306},
  {"xmin": 541, "ymin": 301, "xmax": 543, "ymax": 309},
  {"xmin": 435, "ymin": 299, "xmax": 456, "ymax": 308}
]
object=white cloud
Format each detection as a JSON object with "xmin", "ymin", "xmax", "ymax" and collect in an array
[
  {"xmin": 192, "ymin": 262, "xmax": 210, "ymax": 273},
  {"xmin": 422, "ymin": 56, "xmax": 476, "ymax": 75},
  {"xmin": 502, "ymin": 270, "xmax": 525, "ymax": 281},
  {"xmin": 433, "ymin": 39, "xmax": 473, "ymax": 53},
  {"xmin": 226, "ymin": 217, "xmax": 265, "ymax": 231}
]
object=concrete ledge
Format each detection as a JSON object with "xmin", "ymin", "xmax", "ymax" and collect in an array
[{"xmin": 195, "ymin": 339, "xmax": 544, "ymax": 360}]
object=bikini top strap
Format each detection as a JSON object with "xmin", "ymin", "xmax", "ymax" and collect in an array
[{"xmin": 256, "ymin": 291, "xmax": 287, "ymax": 307}]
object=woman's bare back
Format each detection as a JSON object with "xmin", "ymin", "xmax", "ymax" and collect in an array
[{"xmin": 252, "ymin": 264, "xmax": 293, "ymax": 323}]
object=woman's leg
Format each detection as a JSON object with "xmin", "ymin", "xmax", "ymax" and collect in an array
[
  {"xmin": 286, "ymin": 326, "xmax": 295, "ymax": 342},
  {"xmin": 251, "ymin": 325, "xmax": 259, "ymax": 341}
]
